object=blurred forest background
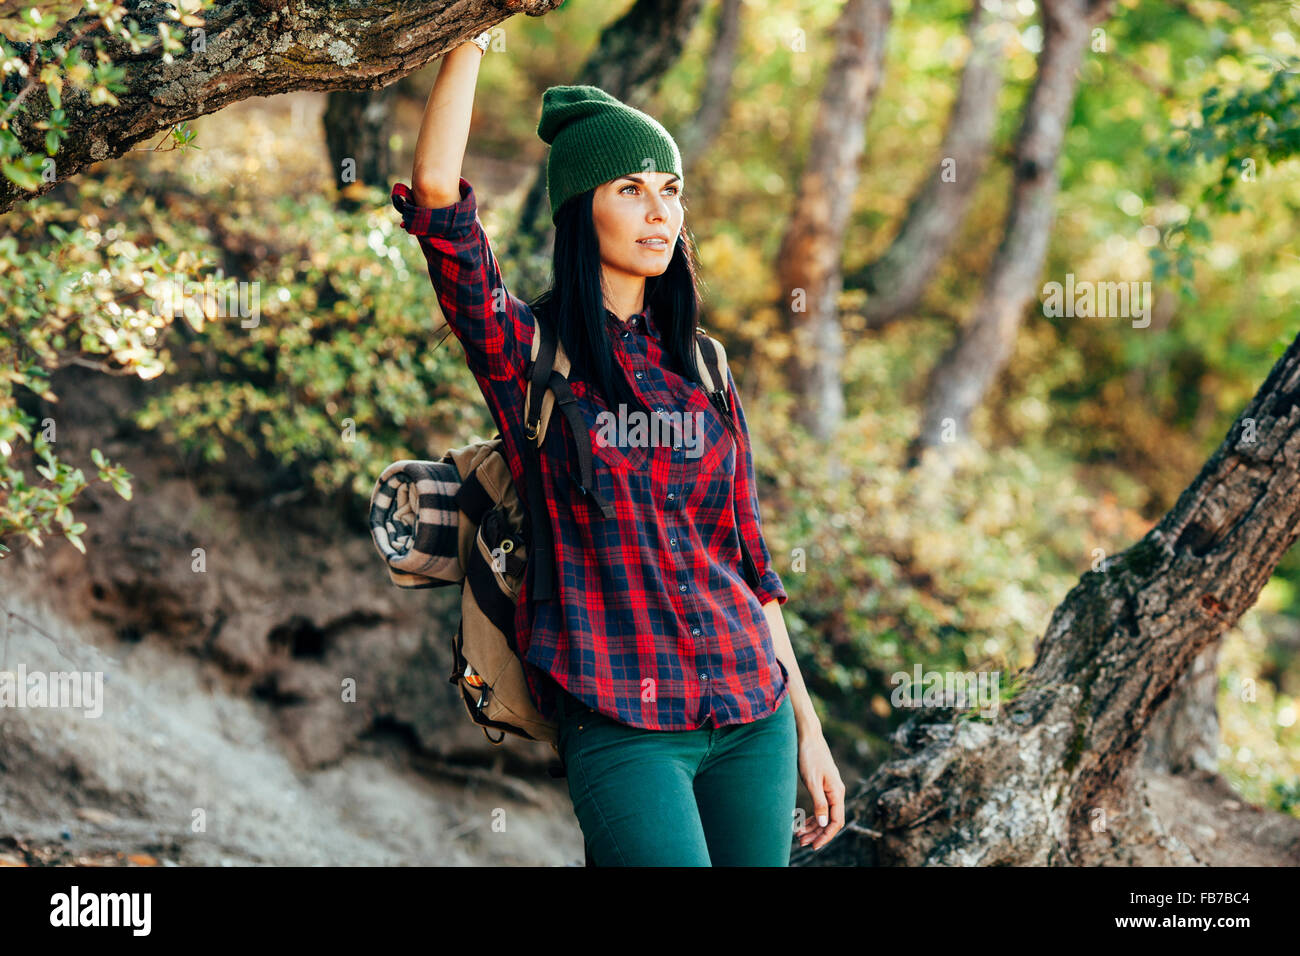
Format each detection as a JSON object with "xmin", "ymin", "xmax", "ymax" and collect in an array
[{"xmin": 1, "ymin": 0, "xmax": 1298, "ymax": 865}]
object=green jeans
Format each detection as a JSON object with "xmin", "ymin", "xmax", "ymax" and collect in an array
[{"xmin": 555, "ymin": 684, "xmax": 799, "ymax": 866}]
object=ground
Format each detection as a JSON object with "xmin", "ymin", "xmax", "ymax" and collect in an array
[{"xmin": 1144, "ymin": 769, "xmax": 1300, "ymax": 866}]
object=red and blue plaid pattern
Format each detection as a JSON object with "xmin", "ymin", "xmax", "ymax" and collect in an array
[{"xmin": 391, "ymin": 177, "xmax": 788, "ymax": 730}]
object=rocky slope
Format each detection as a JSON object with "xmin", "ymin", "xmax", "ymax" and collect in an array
[{"xmin": 0, "ymin": 367, "xmax": 580, "ymax": 866}]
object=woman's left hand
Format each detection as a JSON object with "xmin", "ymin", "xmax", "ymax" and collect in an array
[{"xmin": 795, "ymin": 729, "xmax": 845, "ymax": 850}]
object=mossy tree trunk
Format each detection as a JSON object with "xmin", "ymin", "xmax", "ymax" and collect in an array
[{"xmin": 795, "ymin": 332, "xmax": 1300, "ymax": 866}]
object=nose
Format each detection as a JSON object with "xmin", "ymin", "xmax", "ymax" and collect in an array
[{"xmin": 647, "ymin": 190, "xmax": 670, "ymax": 223}]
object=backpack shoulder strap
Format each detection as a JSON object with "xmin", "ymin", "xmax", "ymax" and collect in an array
[
  {"xmin": 694, "ymin": 329, "xmax": 732, "ymax": 418},
  {"xmin": 693, "ymin": 330, "xmax": 761, "ymax": 590},
  {"xmin": 519, "ymin": 305, "xmax": 615, "ymax": 604},
  {"xmin": 525, "ymin": 308, "xmax": 568, "ymax": 446},
  {"xmin": 523, "ymin": 307, "xmax": 609, "ymax": 512},
  {"xmin": 693, "ymin": 329, "xmax": 727, "ymax": 390}
]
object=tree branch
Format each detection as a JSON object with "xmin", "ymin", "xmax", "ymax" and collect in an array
[{"xmin": 1, "ymin": 0, "xmax": 564, "ymax": 213}]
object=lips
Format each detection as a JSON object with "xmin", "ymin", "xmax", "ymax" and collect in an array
[{"xmin": 637, "ymin": 236, "xmax": 670, "ymax": 249}]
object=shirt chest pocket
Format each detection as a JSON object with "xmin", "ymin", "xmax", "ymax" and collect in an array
[
  {"xmin": 568, "ymin": 380, "xmax": 651, "ymax": 473},
  {"xmin": 674, "ymin": 380, "xmax": 734, "ymax": 477}
]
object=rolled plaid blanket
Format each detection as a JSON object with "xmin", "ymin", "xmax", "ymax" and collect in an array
[{"xmin": 369, "ymin": 459, "xmax": 464, "ymax": 588}]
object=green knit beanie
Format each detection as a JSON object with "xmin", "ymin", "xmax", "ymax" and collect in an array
[{"xmin": 537, "ymin": 85, "xmax": 683, "ymax": 224}]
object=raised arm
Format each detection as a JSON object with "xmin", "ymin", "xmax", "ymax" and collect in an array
[
  {"xmin": 391, "ymin": 40, "xmax": 530, "ymax": 386},
  {"xmin": 411, "ymin": 42, "xmax": 481, "ymax": 207}
]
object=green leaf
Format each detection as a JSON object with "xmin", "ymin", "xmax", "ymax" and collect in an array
[{"xmin": 2, "ymin": 160, "xmax": 43, "ymax": 192}]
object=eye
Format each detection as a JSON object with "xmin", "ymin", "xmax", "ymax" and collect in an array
[{"xmin": 619, "ymin": 183, "xmax": 682, "ymax": 196}]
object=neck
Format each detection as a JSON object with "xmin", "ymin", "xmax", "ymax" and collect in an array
[{"xmin": 601, "ymin": 270, "xmax": 646, "ymax": 322}]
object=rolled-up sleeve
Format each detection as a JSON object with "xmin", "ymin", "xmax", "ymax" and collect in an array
[
  {"xmin": 391, "ymin": 177, "xmax": 529, "ymax": 384},
  {"xmin": 726, "ymin": 366, "xmax": 788, "ymax": 607}
]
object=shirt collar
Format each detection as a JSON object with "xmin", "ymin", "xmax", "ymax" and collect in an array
[{"xmin": 605, "ymin": 303, "xmax": 660, "ymax": 342}]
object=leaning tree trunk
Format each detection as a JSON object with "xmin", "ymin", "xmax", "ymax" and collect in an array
[
  {"xmin": 776, "ymin": 0, "xmax": 892, "ymax": 445},
  {"xmin": 513, "ymin": 0, "xmax": 707, "ymax": 274},
  {"xmin": 907, "ymin": 0, "xmax": 1116, "ymax": 465},
  {"xmin": 0, "ymin": 0, "xmax": 565, "ymax": 214},
  {"xmin": 793, "ymin": 331, "xmax": 1300, "ymax": 866},
  {"xmin": 323, "ymin": 86, "xmax": 400, "ymax": 199},
  {"xmin": 848, "ymin": 0, "xmax": 1014, "ymax": 329},
  {"xmin": 677, "ymin": 0, "xmax": 745, "ymax": 169}
]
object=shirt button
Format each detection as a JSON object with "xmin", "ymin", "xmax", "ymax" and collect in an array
[
  {"xmin": 667, "ymin": 492, "xmax": 675, "ymax": 500},
  {"xmin": 623, "ymin": 331, "xmax": 630, "ymax": 338},
  {"xmin": 635, "ymin": 372, "xmax": 643, "ymax": 379},
  {"xmin": 670, "ymin": 538, "xmax": 677, "ymax": 546},
  {"xmin": 699, "ymin": 673, "xmax": 709, "ymax": 682},
  {"xmin": 691, "ymin": 627, "xmax": 701, "ymax": 636},
  {"xmin": 679, "ymin": 584, "xmax": 687, "ymax": 591}
]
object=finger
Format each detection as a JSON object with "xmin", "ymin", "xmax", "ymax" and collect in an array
[
  {"xmin": 797, "ymin": 812, "xmax": 825, "ymax": 840},
  {"xmin": 795, "ymin": 814, "xmax": 823, "ymax": 838},
  {"xmin": 796, "ymin": 770, "xmax": 822, "ymax": 831},
  {"xmin": 812, "ymin": 778, "xmax": 830, "ymax": 829},
  {"xmin": 812, "ymin": 777, "xmax": 843, "ymax": 849},
  {"xmin": 830, "ymin": 779, "xmax": 846, "ymax": 827},
  {"xmin": 813, "ymin": 811, "xmax": 839, "ymax": 847},
  {"xmin": 799, "ymin": 818, "xmax": 828, "ymax": 844}
]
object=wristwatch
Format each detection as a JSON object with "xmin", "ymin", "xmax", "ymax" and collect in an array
[{"xmin": 469, "ymin": 30, "xmax": 491, "ymax": 54}]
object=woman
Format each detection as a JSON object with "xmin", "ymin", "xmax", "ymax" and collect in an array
[{"xmin": 391, "ymin": 33, "xmax": 845, "ymax": 866}]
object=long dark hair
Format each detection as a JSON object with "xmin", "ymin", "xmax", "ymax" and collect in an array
[{"xmin": 527, "ymin": 186, "xmax": 742, "ymax": 448}]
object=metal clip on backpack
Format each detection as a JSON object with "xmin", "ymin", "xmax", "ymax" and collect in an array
[{"xmin": 368, "ymin": 310, "xmax": 761, "ymax": 758}]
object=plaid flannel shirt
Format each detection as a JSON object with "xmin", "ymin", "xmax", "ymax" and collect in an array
[{"xmin": 391, "ymin": 176, "xmax": 788, "ymax": 730}]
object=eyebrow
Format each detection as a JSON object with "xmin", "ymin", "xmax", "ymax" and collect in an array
[{"xmin": 618, "ymin": 174, "xmax": 682, "ymax": 186}]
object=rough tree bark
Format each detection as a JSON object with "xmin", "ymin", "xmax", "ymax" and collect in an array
[
  {"xmin": 777, "ymin": 0, "xmax": 892, "ymax": 444},
  {"xmin": 512, "ymin": 0, "xmax": 707, "ymax": 270},
  {"xmin": 907, "ymin": 0, "xmax": 1116, "ymax": 465},
  {"xmin": 793, "ymin": 331, "xmax": 1300, "ymax": 866},
  {"xmin": 846, "ymin": 0, "xmax": 1014, "ymax": 329},
  {"xmin": 0, "ymin": 0, "xmax": 563, "ymax": 214}
]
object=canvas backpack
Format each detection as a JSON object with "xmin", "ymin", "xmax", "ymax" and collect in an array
[{"xmin": 368, "ymin": 307, "xmax": 762, "ymax": 766}]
